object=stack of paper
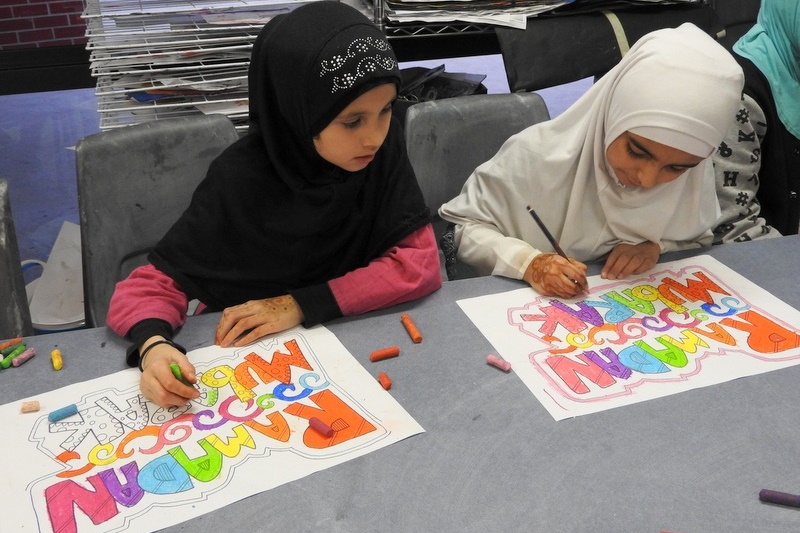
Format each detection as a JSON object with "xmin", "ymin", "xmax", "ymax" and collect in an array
[
  {"xmin": 379, "ymin": 0, "xmax": 703, "ymax": 30},
  {"xmin": 83, "ymin": 0, "xmax": 320, "ymax": 131}
]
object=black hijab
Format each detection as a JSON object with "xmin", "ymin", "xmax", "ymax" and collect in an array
[{"xmin": 149, "ymin": 1, "xmax": 430, "ymax": 311}]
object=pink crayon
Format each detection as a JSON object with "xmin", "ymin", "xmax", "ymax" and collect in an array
[
  {"xmin": 12, "ymin": 347, "xmax": 35, "ymax": 367},
  {"xmin": 309, "ymin": 416, "xmax": 334, "ymax": 437},
  {"xmin": 486, "ymin": 354, "xmax": 511, "ymax": 372}
]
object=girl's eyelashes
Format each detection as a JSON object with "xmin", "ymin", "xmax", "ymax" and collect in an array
[
  {"xmin": 666, "ymin": 165, "xmax": 691, "ymax": 174},
  {"xmin": 340, "ymin": 104, "xmax": 392, "ymax": 128},
  {"xmin": 626, "ymin": 144, "xmax": 647, "ymax": 159},
  {"xmin": 626, "ymin": 144, "xmax": 692, "ymax": 174}
]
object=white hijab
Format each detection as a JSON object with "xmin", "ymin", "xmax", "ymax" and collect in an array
[{"xmin": 441, "ymin": 23, "xmax": 744, "ymax": 262}]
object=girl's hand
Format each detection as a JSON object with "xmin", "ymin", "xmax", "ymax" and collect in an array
[
  {"xmin": 215, "ymin": 295, "xmax": 304, "ymax": 347},
  {"xmin": 601, "ymin": 241, "xmax": 660, "ymax": 280},
  {"xmin": 524, "ymin": 253, "xmax": 588, "ymax": 298},
  {"xmin": 139, "ymin": 337, "xmax": 200, "ymax": 407}
]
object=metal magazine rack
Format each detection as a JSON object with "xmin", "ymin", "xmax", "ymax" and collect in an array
[{"xmin": 82, "ymin": 0, "xmax": 707, "ymax": 130}]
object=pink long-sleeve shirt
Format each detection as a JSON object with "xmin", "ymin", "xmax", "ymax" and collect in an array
[{"xmin": 107, "ymin": 224, "xmax": 442, "ymax": 338}]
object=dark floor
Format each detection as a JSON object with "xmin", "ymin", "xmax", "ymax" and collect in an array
[{"xmin": 0, "ymin": 53, "xmax": 590, "ymax": 281}]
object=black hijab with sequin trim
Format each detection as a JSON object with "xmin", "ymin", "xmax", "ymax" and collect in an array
[{"xmin": 148, "ymin": 1, "xmax": 430, "ymax": 310}]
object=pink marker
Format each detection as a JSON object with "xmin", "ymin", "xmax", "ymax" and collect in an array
[
  {"xmin": 309, "ymin": 416, "xmax": 334, "ymax": 437},
  {"xmin": 486, "ymin": 354, "xmax": 511, "ymax": 372}
]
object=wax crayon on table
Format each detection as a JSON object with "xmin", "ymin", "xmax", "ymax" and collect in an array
[
  {"xmin": 0, "ymin": 337, "xmax": 22, "ymax": 352},
  {"xmin": 1, "ymin": 341, "xmax": 24, "ymax": 357},
  {"xmin": 486, "ymin": 354, "xmax": 511, "ymax": 372},
  {"xmin": 20, "ymin": 400, "xmax": 40, "ymax": 413},
  {"xmin": 48, "ymin": 403, "xmax": 78, "ymax": 422},
  {"xmin": 309, "ymin": 416, "xmax": 334, "ymax": 437},
  {"xmin": 51, "ymin": 349, "xmax": 63, "ymax": 370},
  {"xmin": 11, "ymin": 347, "xmax": 35, "ymax": 367},
  {"xmin": 0, "ymin": 343, "xmax": 27, "ymax": 369},
  {"xmin": 377, "ymin": 372, "xmax": 392, "ymax": 390},
  {"xmin": 759, "ymin": 488, "xmax": 800, "ymax": 508},
  {"xmin": 369, "ymin": 346, "xmax": 400, "ymax": 362},
  {"xmin": 400, "ymin": 313, "xmax": 423, "ymax": 343}
]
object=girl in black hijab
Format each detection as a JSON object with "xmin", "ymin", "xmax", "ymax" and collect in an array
[{"xmin": 107, "ymin": 1, "xmax": 442, "ymax": 407}]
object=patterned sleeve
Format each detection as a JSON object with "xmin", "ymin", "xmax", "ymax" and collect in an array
[{"xmin": 712, "ymin": 93, "xmax": 781, "ymax": 244}]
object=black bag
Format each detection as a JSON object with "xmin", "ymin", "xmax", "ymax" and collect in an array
[
  {"xmin": 394, "ymin": 65, "xmax": 488, "ymax": 123},
  {"xmin": 399, "ymin": 64, "xmax": 488, "ymax": 102},
  {"xmin": 496, "ymin": 3, "xmax": 724, "ymax": 92}
]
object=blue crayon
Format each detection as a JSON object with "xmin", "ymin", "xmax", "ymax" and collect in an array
[{"xmin": 48, "ymin": 403, "xmax": 78, "ymax": 422}]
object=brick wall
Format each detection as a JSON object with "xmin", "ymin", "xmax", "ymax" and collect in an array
[{"xmin": 0, "ymin": 0, "xmax": 87, "ymax": 50}]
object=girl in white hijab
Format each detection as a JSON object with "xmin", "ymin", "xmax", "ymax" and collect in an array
[{"xmin": 439, "ymin": 23, "xmax": 744, "ymax": 298}]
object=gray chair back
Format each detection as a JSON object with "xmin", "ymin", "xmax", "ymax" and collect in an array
[
  {"xmin": 0, "ymin": 178, "xmax": 33, "ymax": 338},
  {"xmin": 405, "ymin": 92, "xmax": 550, "ymax": 217},
  {"xmin": 404, "ymin": 93, "xmax": 551, "ymax": 279},
  {"xmin": 75, "ymin": 114, "xmax": 239, "ymax": 327}
]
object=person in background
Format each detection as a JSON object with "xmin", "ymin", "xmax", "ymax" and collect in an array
[
  {"xmin": 439, "ymin": 23, "xmax": 743, "ymax": 298},
  {"xmin": 711, "ymin": 92, "xmax": 779, "ymax": 244},
  {"xmin": 107, "ymin": 1, "xmax": 442, "ymax": 407},
  {"xmin": 714, "ymin": 0, "xmax": 799, "ymax": 240}
]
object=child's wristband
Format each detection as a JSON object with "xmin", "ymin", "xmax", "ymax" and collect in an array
[{"xmin": 137, "ymin": 339, "xmax": 187, "ymax": 372}]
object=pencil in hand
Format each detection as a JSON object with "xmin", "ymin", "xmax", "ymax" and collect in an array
[{"xmin": 525, "ymin": 205, "xmax": 589, "ymax": 292}]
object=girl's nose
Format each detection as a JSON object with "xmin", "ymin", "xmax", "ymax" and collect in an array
[
  {"xmin": 363, "ymin": 127, "xmax": 383, "ymax": 149},
  {"xmin": 636, "ymin": 163, "xmax": 660, "ymax": 188}
]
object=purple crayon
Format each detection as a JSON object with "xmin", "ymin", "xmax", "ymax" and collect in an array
[{"xmin": 759, "ymin": 489, "xmax": 800, "ymax": 508}]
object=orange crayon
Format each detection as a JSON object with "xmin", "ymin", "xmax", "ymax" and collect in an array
[
  {"xmin": 0, "ymin": 337, "xmax": 22, "ymax": 352},
  {"xmin": 400, "ymin": 313, "xmax": 422, "ymax": 343},
  {"xmin": 377, "ymin": 372, "xmax": 392, "ymax": 390},
  {"xmin": 369, "ymin": 346, "xmax": 400, "ymax": 362}
]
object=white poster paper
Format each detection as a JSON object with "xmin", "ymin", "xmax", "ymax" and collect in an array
[
  {"xmin": 458, "ymin": 256, "xmax": 800, "ymax": 420},
  {"xmin": 0, "ymin": 326, "xmax": 423, "ymax": 533}
]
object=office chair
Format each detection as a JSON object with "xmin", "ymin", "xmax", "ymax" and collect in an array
[
  {"xmin": 403, "ymin": 92, "xmax": 551, "ymax": 280},
  {"xmin": 0, "ymin": 178, "xmax": 34, "ymax": 339},
  {"xmin": 75, "ymin": 114, "xmax": 240, "ymax": 327}
]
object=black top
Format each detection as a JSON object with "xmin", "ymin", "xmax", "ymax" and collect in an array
[{"xmin": 129, "ymin": 2, "xmax": 429, "ymax": 353}]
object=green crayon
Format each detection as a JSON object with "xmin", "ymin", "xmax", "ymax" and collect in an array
[
  {"xmin": 1, "ymin": 343, "xmax": 27, "ymax": 369},
  {"xmin": 1, "ymin": 341, "xmax": 24, "ymax": 357},
  {"xmin": 169, "ymin": 363, "xmax": 193, "ymax": 387}
]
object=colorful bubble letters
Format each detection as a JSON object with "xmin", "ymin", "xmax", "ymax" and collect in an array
[
  {"xmin": 458, "ymin": 256, "xmax": 800, "ymax": 420},
  {"xmin": 1, "ymin": 326, "xmax": 423, "ymax": 533}
]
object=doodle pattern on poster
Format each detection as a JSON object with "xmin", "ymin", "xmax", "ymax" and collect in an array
[
  {"xmin": 1, "ymin": 326, "xmax": 423, "ymax": 533},
  {"xmin": 457, "ymin": 255, "xmax": 800, "ymax": 420}
]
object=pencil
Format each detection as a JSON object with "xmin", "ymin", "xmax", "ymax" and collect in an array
[
  {"xmin": 526, "ymin": 205, "xmax": 568, "ymax": 259},
  {"xmin": 525, "ymin": 204, "xmax": 588, "ymax": 292}
]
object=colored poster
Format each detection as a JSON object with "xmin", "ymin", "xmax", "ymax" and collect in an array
[
  {"xmin": 457, "ymin": 255, "xmax": 800, "ymax": 420},
  {"xmin": 0, "ymin": 325, "xmax": 423, "ymax": 533}
]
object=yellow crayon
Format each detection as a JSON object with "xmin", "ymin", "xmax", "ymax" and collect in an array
[{"xmin": 51, "ymin": 349, "xmax": 63, "ymax": 371}]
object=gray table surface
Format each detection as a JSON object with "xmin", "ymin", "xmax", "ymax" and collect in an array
[{"xmin": 4, "ymin": 235, "xmax": 800, "ymax": 533}]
